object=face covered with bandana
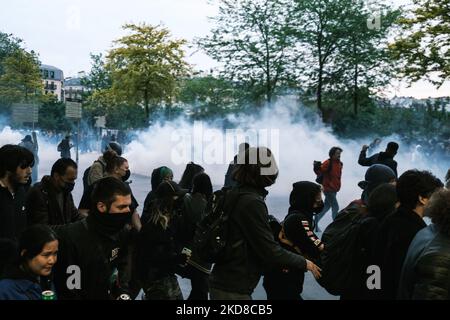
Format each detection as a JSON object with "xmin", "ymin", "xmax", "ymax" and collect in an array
[{"xmin": 95, "ymin": 194, "xmax": 133, "ymax": 232}]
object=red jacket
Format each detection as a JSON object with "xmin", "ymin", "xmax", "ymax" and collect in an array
[{"xmin": 318, "ymin": 159, "xmax": 343, "ymax": 193}]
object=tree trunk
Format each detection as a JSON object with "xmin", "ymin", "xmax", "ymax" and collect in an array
[
  {"xmin": 144, "ymin": 89, "xmax": 149, "ymax": 120},
  {"xmin": 353, "ymin": 63, "xmax": 358, "ymax": 116}
]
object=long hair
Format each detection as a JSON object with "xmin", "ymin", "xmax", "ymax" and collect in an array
[{"xmin": 148, "ymin": 195, "xmax": 176, "ymax": 230}]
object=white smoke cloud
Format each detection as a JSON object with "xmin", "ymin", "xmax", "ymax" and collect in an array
[{"xmin": 1, "ymin": 98, "xmax": 448, "ymax": 225}]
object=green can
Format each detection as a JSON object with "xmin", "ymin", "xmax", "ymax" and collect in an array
[{"xmin": 41, "ymin": 290, "xmax": 56, "ymax": 300}]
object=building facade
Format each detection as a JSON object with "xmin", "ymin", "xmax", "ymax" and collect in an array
[{"xmin": 40, "ymin": 64, "xmax": 64, "ymax": 101}]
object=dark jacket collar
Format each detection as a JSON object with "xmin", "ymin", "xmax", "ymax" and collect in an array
[
  {"xmin": 396, "ymin": 205, "xmax": 426, "ymax": 226},
  {"xmin": 235, "ymin": 184, "xmax": 269, "ymax": 199}
]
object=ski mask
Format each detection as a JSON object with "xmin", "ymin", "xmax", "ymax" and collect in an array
[{"xmin": 288, "ymin": 181, "xmax": 323, "ymax": 217}]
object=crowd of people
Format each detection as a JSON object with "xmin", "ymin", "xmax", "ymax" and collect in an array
[{"xmin": 0, "ymin": 138, "xmax": 449, "ymax": 301}]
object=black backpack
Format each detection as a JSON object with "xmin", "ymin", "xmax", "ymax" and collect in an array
[
  {"xmin": 188, "ymin": 187, "xmax": 248, "ymax": 264},
  {"xmin": 317, "ymin": 201, "xmax": 367, "ymax": 296},
  {"xmin": 314, "ymin": 159, "xmax": 332, "ymax": 185}
]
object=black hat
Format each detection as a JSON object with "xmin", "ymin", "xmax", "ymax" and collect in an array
[
  {"xmin": 155, "ymin": 180, "xmax": 188, "ymax": 198},
  {"xmin": 359, "ymin": 164, "xmax": 396, "ymax": 203}
]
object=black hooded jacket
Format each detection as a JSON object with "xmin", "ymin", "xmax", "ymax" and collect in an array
[
  {"xmin": 210, "ymin": 185, "xmax": 307, "ymax": 295},
  {"xmin": 263, "ymin": 182, "xmax": 322, "ymax": 299}
]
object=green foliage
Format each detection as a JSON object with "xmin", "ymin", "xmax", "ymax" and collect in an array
[
  {"xmin": 37, "ymin": 96, "xmax": 72, "ymax": 132},
  {"xmin": 197, "ymin": 0, "xmax": 299, "ymax": 104},
  {"xmin": 107, "ymin": 23, "xmax": 191, "ymax": 119},
  {"xmin": 390, "ymin": 0, "xmax": 450, "ymax": 86},
  {"xmin": 177, "ymin": 74, "xmax": 248, "ymax": 119},
  {"xmin": 0, "ymin": 49, "xmax": 43, "ymax": 103}
]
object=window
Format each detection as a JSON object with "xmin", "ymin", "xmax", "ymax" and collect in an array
[
  {"xmin": 50, "ymin": 71, "xmax": 55, "ymax": 79},
  {"xmin": 44, "ymin": 70, "xmax": 49, "ymax": 78}
]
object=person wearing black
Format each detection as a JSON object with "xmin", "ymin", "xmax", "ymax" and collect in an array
[
  {"xmin": 209, "ymin": 147, "xmax": 321, "ymax": 300},
  {"xmin": 26, "ymin": 158, "xmax": 83, "ymax": 226},
  {"xmin": 79, "ymin": 151, "xmax": 141, "ymax": 231},
  {"xmin": 141, "ymin": 166, "xmax": 173, "ymax": 225},
  {"xmin": 344, "ymin": 183, "xmax": 398, "ymax": 300},
  {"xmin": 263, "ymin": 181, "xmax": 324, "ymax": 300},
  {"xmin": 358, "ymin": 141, "xmax": 399, "ymax": 177},
  {"xmin": 445, "ymin": 169, "xmax": 450, "ymax": 189},
  {"xmin": 398, "ymin": 189, "xmax": 450, "ymax": 300},
  {"xmin": 375, "ymin": 170, "xmax": 443, "ymax": 300},
  {"xmin": 57, "ymin": 135, "xmax": 73, "ymax": 159},
  {"xmin": 135, "ymin": 180, "xmax": 189, "ymax": 300},
  {"xmin": 53, "ymin": 177, "xmax": 136, "ymax": 300},
  {"xmin": 19, "ymin": 132, "xmax": 39, "ymax": 184},
  {"xmin": 0, "ymin": 225, "xmax": 58, "ymax": 300},
  {"xmin": 179, "ymin": 162, "xmax": 204, "ymax": 191},
  {"xmin": 224, "ymin": 142, "xmax": 250, "ymax": 188},
  {"xmin": 179, "ymin": 172, "xmax": 213, "ymax": 300},
  {"xmin": 0, "ymin": 145, "xmax": 34, "ymax": 242}
]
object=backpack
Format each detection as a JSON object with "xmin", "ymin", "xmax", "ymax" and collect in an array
[
  {"xmin": 82, "ymin": 160, "xmax": 105, "ymax": 192},
  {"xmin": 317, "ymin": 200, "xmax": 368, "ymax": 295},
  {"xmin": 314, "ymin": 159, "xmax": 332, "ymax": 185},
  {"xmin": 188, "ymin": 187, "xmax": 248, "ymax": 264}
]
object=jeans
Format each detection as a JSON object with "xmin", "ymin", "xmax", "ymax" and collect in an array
[{"xmin": 314, "ymin": 191, "xmax": 339, "ymax": 231}]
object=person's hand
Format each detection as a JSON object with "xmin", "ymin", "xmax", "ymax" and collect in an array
[
  {"xmin": 319, "ymin": 243, "xmax": 325, "ymax": 251},
  {"xmin": 362, "ymin": 145, "xmax": 369, "ymax": 152},
  {"xmin": 306, "ymin": 259, "xmax": 322, "ymax": 279}
]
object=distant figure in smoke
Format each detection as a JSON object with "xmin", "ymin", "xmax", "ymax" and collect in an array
[
  {"xmin": 368, "ymin": 138, "xmax": 382, "ymax": 156},
  {"xmin": 446, "ymin": 169, "xmax": 450, "ymax": 189},
  {"xmin": 19, "ymin": 132, "xmax": 39, "ymax": 184},
  {"xmin": 224, "ymin": 142, "xmax": 250, "ymax": 188},
  {"xmin": 313, "ymin": 147, "xmax": 343, "ymax": 231},
  {"xmin": 57, "ymin": 135, "xmax": 73, "ymax": 159},
  {"xmin": 359, "ymin": 141, "xmax": 399, "ymax": 177}
]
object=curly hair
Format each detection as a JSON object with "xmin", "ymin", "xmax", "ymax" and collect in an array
[
  {"xmin": 397, "ymin": 170, "xmax": 443, "ymax": 210},
  {"xmin": 426, "ymin": 189, "xmax": 450, "ymax": 237}
]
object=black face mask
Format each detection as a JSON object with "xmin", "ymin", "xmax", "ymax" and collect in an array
[
  {"xmin": 313, "ymin": 201, "xmax": 324, "ymax": 215},
  {"xmin": 122, "ymin": 170, "xmax": 131, "ymax": 182},
  {"xmin": 95, "ymin": 210, "xmax": 132, "ymax": 231},
  {"xmin": 63, "ymin": 182, "xmax": 75, "ymax": 193}
]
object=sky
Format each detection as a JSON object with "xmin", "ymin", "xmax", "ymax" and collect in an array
[{"xmin": 1, "ymin": 0, "xmax": 448, "ymax": 99}]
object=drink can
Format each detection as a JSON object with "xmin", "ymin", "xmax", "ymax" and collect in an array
[{"xmin": 42, "ymin": 290, "xmax": 56, "ymax": 300}]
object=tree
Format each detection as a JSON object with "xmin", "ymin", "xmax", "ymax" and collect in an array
[
  {"xmin": 107, "ymin": 23, "xmax": 190, "ymax": 120},
  {"xmin": 0, "ymin": 49, "xmax": 42, "ymax": 103},
  {"xmin": 390, "ymin": 0, "xmax": 450, "ymax": 86},
  {"xmin": 329, "ymin": 1, "xmax": 400, "ymax": 115},
  {"xmin": 81, "ymin": 53, "xmax": 111, "ymax": 91},
  {"xmin": 293, "ymin": 0, "xmax": 362, "ymax": 122},
  {"xmin": 198, "ymin": 0, "xmax": 299, "ymax": 104},
  {"xmin": 177, "ymin": 74, "xmax": 246, "ymax": 119},
  {"xmin": 0, "ymin": 32, "xmax": 23, "ymax": 76}
]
